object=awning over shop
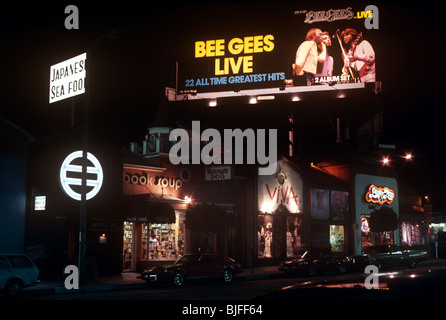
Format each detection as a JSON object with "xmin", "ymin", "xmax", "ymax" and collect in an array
[{"xmin": 123, "ymin": 195, "xmax": 176, "ymax": 224}]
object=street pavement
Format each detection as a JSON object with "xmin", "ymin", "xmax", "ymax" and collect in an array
[{"xmin": 18, "ymin": 258, "xmax": 446, "ymax": 298}]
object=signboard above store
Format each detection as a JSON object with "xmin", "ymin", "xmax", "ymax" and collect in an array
[
  {"xmin": 49, "ymin": 53, "xmax": 86, "ymax": 103},
  {"xmin": 365, "ymin": 185, "xmax": 395, "ymax": 205}
]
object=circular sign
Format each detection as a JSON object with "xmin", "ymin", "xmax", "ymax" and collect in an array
[{"xmin": 60, "ymin": 150, "xmax": 103, "ymax": 201}]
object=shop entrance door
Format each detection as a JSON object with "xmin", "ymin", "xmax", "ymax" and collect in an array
[{"xmin": 123, "ymin": 221, "xmax": 135, "ymax": 271}]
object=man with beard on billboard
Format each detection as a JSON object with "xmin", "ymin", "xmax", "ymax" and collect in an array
[
  {"xmin": 342, "ymin": 28, "xmax": 376, "ymax": 82},
  {"xmin": 293, "ymin": 28, "xmax": 326, "ymax": 86}
]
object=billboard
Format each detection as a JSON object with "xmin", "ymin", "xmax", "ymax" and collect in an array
[{"xmin": 177, "ymin": 4, "xmax": 379, "ymax": 95}]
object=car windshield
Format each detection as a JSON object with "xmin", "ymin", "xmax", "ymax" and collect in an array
[
  {"xmin": 175, "ymin": 254, "xmax": 201, "ymax": 264},
  {"xmin": 363, "ymin": 245, "xmax": 390, "ymax": 254}
]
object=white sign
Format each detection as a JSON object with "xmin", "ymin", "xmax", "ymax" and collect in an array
[
  {"xmin": 49, "ymin": 53, "xmax": 86, "ymax": 103},
  {"xmin": 60, "ymin": 150, "xmax": 103, "ymax": 201},
  {"xmin": 205, "ymin": 165, "xmax": 231, "ymax": 181},
  {"xmin": 34, "ymin": 196, "xmax": 46, "ymax": 211}
]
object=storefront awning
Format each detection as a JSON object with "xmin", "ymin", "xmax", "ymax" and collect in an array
[{"xmin": 123, "ymin": 195, "xmax": 176, "ymax": 224}]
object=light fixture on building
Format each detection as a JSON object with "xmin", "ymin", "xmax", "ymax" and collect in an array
[
  {"xmin": 249, "ymin": 97, "xmax": 258, "ymax": 104},
  {"xmin": 99, "ymin": 234, "xmax": 107, "ymax": 244}
]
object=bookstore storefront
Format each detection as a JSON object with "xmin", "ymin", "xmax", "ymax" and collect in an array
[{"xmin": 122, "ymin": 164, "xmax": 191, "ymax": 271}]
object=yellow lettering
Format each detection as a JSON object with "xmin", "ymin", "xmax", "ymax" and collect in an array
[
  {"xmin": 229, "ymin": 57, "xmax": 243, "ymax": 74},
  {"xmin": 206, "ymin": 40, "xmax": 216, "ymax": 56},
  {"xmin": 215, "ymin": 58, "xmax": 228, "ymax": 75},
  {"xmin": 243, "ymin": 56, "xmax": 253, "ymax": 73},
  {"xmin": 263, "ymin": 34, "xmax": 274, "ymax": 52},
  {"xmin": 228, "ymin": 38, "xmax": 244, "ymax": 55},
  {"xmin": 253, "ymin": 35, "xmax": 263, "ymax": 53},
  {"xmin": 195, "ymin": 41, "xmax": 206, "ymax": 58},
  {"xmin": 215, "ymin": 39, "xmax": 225, "ymax": 56},
  {"xmin": 244, "ymin": 36, "xmax": 254, "ymax": 54}
]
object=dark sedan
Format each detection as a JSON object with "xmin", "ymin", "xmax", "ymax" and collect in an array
[
  {"xmin": 362, "ymin": 245, "xmax": 428, "ymax": 270},
  {"xmin": 138, "ymin": 253, "xmax": 243, "ymax": 287},
  {"xmin": 279, "ymin": 251, "xmax": 347, "ymax": 276}
]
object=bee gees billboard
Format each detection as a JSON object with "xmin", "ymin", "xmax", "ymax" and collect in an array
[{"xmin": 178, "ymin": 4, "xmax": 379, "ymax": 94}]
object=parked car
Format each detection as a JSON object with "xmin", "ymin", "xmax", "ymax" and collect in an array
[
  {"xmin": 0, "ymin": 254, "xmax": 40, "ymax": 297},
  {"xmin": 344, "ymin": 254, "xmax": 373, "ymax": 272},
  {"xmin": 138, "ymin": 253, "xmax": 243, "ymax": 287},
  {"xmin": 279, "ymin": 251, "xmax": 347, "ymax": 276},
  {"xmin": 363, "ymin": 245, "xmax": 428, "ymax": 270}
]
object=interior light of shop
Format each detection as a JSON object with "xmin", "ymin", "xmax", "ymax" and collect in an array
[
  {"xmin": 382, "ymin": 157, "xmax": 390, "ymax": 165},
  {"xmin": 249, "ymin": 97, "xmax": 258, "ymax": 104},
  {"xmin": 404, "ymin": 153, "xmax": 412, "ymax": 160},
  {"xmin": 208, "ymin": 100, "xmax": 217, "ymax": 107},
  {"xmin": 257, "ymin": 95, "xmax": 275, "ymax": 101},
  {"xmin": 337, "ymin": 92, "xmax": 346, "ymax": 99}
]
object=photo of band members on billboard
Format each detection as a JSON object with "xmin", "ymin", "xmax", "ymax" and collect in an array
[{"xmin": 289, "ymin": 26, "xmax": 375, "ymax": 87}]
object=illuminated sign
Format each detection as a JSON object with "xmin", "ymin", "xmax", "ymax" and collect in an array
[
  {"xmin": 258, "ymin": 160, "xmax": 303, "ymax": 214},
  {"xmin": 365, "ymin": 185, "xmax": 395, "ymax": 205},
  {"xmin": 60, "ymin": 151, "xmax": 103, "ymax": 201},
  {"xmin": 50, "ymin": 53, "xmax": 86, "ymax": 103},
  {"xmin": 177, "ymin": 5, "xmax": 379, "ymax": 96},
  {"xmin": 34, "ymin": 196, "xmax": 46, "ymax": 211}
]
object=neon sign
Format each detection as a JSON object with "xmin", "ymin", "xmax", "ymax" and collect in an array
[
  {"xmin": 365, "ymin": 185, "xmax": 395, "ymax": 205},
  {"xmin": 60, "ymin": 151, "xmax": 103, "ymax": 201}
]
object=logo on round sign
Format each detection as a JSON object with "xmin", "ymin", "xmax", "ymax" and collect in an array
[{"xmin": 60, "ymin": 151, "xmax": 103, "ymax": 201}]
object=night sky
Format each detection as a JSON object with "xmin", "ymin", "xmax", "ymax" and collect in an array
[{"xmin": 2, "ymin": 1, "xmax": 446, "ymax": 206}]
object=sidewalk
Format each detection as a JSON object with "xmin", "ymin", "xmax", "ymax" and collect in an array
[{"xmin": 21, "ymin": 265, "xmax": 283, "ymax": 297}]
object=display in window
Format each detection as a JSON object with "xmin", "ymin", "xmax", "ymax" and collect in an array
[
  {"xmin": 361, "ymin": 214, "xmax": 394, "ymax": 250},
  {"xmin": 286, "ymin": 216, "xmax": 303, "ymax": 257},
  {"xmin": 258, "ymin": 214, "xmax": 303, "ymax": 258},
  {"xmin": 329, "ymin": 225, "xmax": 345, "ymax": 252}
]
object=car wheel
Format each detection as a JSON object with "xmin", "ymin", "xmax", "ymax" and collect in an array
[
  {"xmin": 221, "ymin": 269, "xmax": 234, "ymax": 284},
  {"xmin": 173, "ymin": 272, "xmax": 185, "ymax": 287},
  {"xmin": 5, "ymin": 279, "xmax": 23, "ymax": 298},
  {"xmin": 308, "ymin": 265, "xmax": 317, "ymax": 277},
  {"xmin": 338, "ymin": 264, "xmax": 347, "ymax": 274}
]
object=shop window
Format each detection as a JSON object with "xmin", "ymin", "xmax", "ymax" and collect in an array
[
  {"xmin": 258, "ymin": 214, "xmax": 303, "ymax": 258},
  {"xmin": 361, "ymin": 214, "xmax": 394, "ymax": 250},
  {"xmin": 329, "ymin": 225, "xmax": 345, "ymax": 252},
  {"xmin": 123, "ymin": 221, "xmax": 134, "ymax": 271},
  {"xmin": 311, "ymin": 189, "xmax": 329, "ymax": 220},
  {"xmin": 146, "ymin": 210, "xmax": 186, "ymax": 261},
  {"xmin": 331, "ymin": 191, "xmax": 348, "ymax": 221},
  {"xmin": 401, "ymin": 222, "xmax": 425, "ymax": 246}
]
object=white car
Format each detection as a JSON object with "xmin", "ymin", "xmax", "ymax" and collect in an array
[{"xmin": 0, "ymin": 254, "xmax": 40, "ymax": 297}]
